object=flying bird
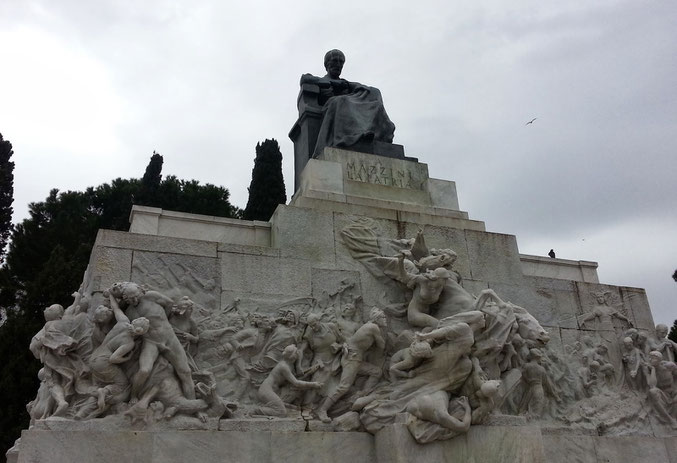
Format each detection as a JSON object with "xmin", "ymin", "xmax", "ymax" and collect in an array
[{"xmin": 525, "ymin": 118, "xmax": 537, "ymax": 125}]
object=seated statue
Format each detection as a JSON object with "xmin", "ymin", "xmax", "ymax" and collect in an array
[{"xmin": 300, "ymin": 49, "xmax": 396, "ymax": 158}]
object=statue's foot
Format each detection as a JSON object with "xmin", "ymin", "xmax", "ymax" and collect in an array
[
  {"xmin": 316, "ymin": 409, "xmax": 331, "ymax": 423},
  {"xmin": 54, "ymin": 401, "xmax": 69, "ymax": 417}
]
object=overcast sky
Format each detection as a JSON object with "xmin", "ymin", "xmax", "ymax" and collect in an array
[{"xmin": 0, "ymin": 0, "xmax": 675, "ymax": 325}]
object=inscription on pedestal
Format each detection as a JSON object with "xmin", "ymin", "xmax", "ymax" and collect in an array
[{"xmin": 345, "ymin": 160, "xmax": 424, "ymax": 190}]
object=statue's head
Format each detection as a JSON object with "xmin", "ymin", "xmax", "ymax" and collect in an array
[
  {"xmin": 369, "ymin": 307, "xmax": 387, "ymax": 327},
  {"xmin": 324, "ymin": 49, "xmax": 345, "ymax": 79},
  {"xmin": 623, "ymin": 336, "xmax": 634, "ymax": 349},
  {"xmin": 649, "ymin": 350, "xmax": 663, "ymax": 366},
  {"xmin": 174, "ymin": 296, "xmax": 194, "ymax": 316},
  {"xmin": 306, "ymin": 313, "xmax": 322, "ymax": 332},
  {"xmin": 44, "ymin": 304, "xmax": 65, "ymax": 322},
  {"xmin": 94, "ymin": 305, "xmax": 113, "ymax": 323},
  {"xmin": 121, "ymin": 283, "xmax": 143, "ymax": 307},
  {"xmin": 410, "ymin": 340, "xmax": 433, "ymax": 359},
  {"xmin": 282, "ymin": 344, "xmax": 299, "ymax": 362},
  {"xmin": 131, "ymin": 317, "xmax": 150, "ymax": 336},
  {"xmin": 656, "ymin": 324, "xmax": 669, "ymax": 339}
]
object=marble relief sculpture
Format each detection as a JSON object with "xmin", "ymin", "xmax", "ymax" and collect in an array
[{"xmin": 24, "ymin": 227, "xmax": 677, "ymax": 444}]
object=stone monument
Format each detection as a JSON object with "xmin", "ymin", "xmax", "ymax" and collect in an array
[{"xmin": 8, "ymin": 51, "xmax": 677, "ymax": 463}]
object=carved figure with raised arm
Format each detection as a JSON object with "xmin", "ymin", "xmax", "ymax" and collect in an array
[
  {"xmin": 297, "ymin": 313, "xmax": 343, "ymax": 406},
  {"xmin": 645, "ymin": 351, "xmax": 677, "ymax": 428},
  {"xmin": 118, "ymin": 282, "xmax": 196, "ymax": 401},
  {"xmin": 316, "ymin": 307, "xmax": 387, "ymax": 423},
  {"xmin": 397, "ymin": 252, "xmax": 453, "ymax": 329},
  {"xmin": 254, "ymin": 344, "xmax": 322, "ymax": 417},
  {"xmin": 647, "ymin": 324, "xmax": 677, "ymax": 363},
  {"xmin": 86, "ymin": 295, "xmax": 150, "ymax": 418}
]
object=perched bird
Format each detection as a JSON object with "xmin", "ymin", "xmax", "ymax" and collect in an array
[
  {"xmin": 525, "ymin": 118, "xmax": 537, "ymax": 125},
  {"xmin": 548, "ymin": 249, "xmax": 556, "ymax": 258}
]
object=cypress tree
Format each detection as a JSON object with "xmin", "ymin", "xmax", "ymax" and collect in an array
[
  {"xmin": 243, "ymin": 139, "xmax": 286, "ymax": 221},
  {"xmin": 136, "ymin": 151, "xmax": 164, "ymax": 207},
  {"xmin": 0, "ymin": 133, "xmax": 14, "ymax": 261}
]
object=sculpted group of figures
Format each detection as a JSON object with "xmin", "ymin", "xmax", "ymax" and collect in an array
[{"xmin": 26, "ymin": 227, "xmax": 677, "ymax": 443}]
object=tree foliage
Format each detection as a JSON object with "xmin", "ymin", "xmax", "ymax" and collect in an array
[
  {"xmin": 669, "ymin": 320, "xmax": 677, "ymax": 344},
  {"xmin": 243, "ymin": 139, "xmax": 286, "ymax": 221},
  {"xmin": 0, "ymin": 133, "xmax": 15, "ymax": 261},
  {"xmin": 0, "ymin": 158, "xmax": 240, "ymax": 459}
]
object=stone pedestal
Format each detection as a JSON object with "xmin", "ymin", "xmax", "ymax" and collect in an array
[{"xmin": 12, "ymin": 147, "xmax": 667, "ymax": 462}]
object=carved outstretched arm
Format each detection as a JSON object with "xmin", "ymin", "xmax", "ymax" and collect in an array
[
  {"xmin": 282, "ymin": 364, "xmax": 321, "ymax": 390},
  {"xmin": 109, "ymin": 342, "xmax": 136, "ymax": 364},
  {"xmin": 612, "ymin": 311, "xmax": 633, "ymax": 326},
  {"xmin": 110, "ymin": 295, "xmax": 130, "ymax": 324}
]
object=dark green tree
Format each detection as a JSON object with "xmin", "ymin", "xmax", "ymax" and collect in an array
[
  {"xmin": 669, "ymin": 320, "xmax": 677, "ymax": 344},
  {"xmin": 0, "ymin": 161, "xmax": 241, "ymax": 459},
  {"xmin": 136, "ymin": 151, "xmax": 164, "ymax": 207},
  {"xmin": 243, "ymin": 139, "xmax": 286, "ymax": 221},
  {"xmin": 0, "ymin": 133, "xmax": 14, "ymax": 261}
]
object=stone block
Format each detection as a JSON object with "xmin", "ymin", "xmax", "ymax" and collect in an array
[
  {"xmin": 270, "ymin": 205, "xmax": 336, "ymax": 265},
  {"xmin": 153, "ymin": 431, "xmax": 271, "ymax": 463},
  {"xmin": 542, "ymin": 434, "xmax": 597, "ymax": 463},
  {"xmin": 299, "ymin": 158, "xmax": 344, "ymax": 195},
  {"xmin": 85, "ymin": 246, "xmax": 133, "ymax": 294},
  {"xmin": 132, "ymin": 251, "xmax": 220, "ymax": 312},
  {"xmin": 270, "ymin": 432, "xmax": 375, "ymax": 463},
  {"xmin": 218, "ymin": 418, "xmax": 306, "ymax": 432},
  {"xmin": 128, "ymin": 205, "xmax": 161, "ymax": 234},
  {"xmin": 593, "ymin": 435, "xmax": 670, "ymax": 463},
  {"xmin": 221, "ymin": 253, "xmax": 311, "ymax": 297},
  {"xmin": 426, "ymin": 177, "xmax": 460, "ymax": 210},
  {"xmin": 18, "ymin": 430, "xmax": 154, "ymax": 463},
  {"xmin": 374, "ymin": 424, "xmax": 468, "ymax": 463},
  {"xmin": 465, "ymin": 229, "xmax": 525, "ymax": 285},
  {"xmin": 217, "ymin": 242, "xmax": 280, "ymax": 257},
  {"xmin": 664, "ymin": 437, "xmax": 677, "ymax": 463},
  {"xmin": 488, "ymin": 282, "xmax": 578, "ymax": 330},
  {"xmin": 375, "ymin": 424, "xmax": 545, "ymax": 463},
  {"xmin": 95, "ymin": 229, "xmax": 218, "ymax": 257},
  {"xmin": 321, "ymin": 147, "xmax": 430, "ymax": 195},
  {"xmin": 620, "ymin": 286, "xmax": 655, "ymax": 331}
]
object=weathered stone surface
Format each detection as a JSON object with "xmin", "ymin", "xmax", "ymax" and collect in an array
[
  {"xmin": 217, "ymin": 242, "xmax": 279, "ymax": 257},
  {"xmin": 426, "ymin": 178, "xmax": 460, "ymax": 211},
  {"xmin": 270, "ymin": 432, "xmax": 375, "ymax": 463},
  {"xmin": 620, "ymin": 286, "xmax": 655, "ymax": 331},
  {"xmin": 85, "ymin": 246, "xmax": 132, "ymax": 294},
  {"xmin": 154, "ymin": 431, "xmax": 270, "ymax": 463},
  {"xmin": 375, "ymin": 424, "xmax": 545, "ymax": 463},
  {"xmin": 465, "ymin": 229, "xmax": 525, "ymax": 285},
  {"xmin": 129, "ymin": 206, "xmax": 271, "ymax": 247},
  {"xmin": 489, "ymin": 280, "xmax": 578, "ymax": 329},
  {"xmin": 270, "ymin": 205, "xmax": 336, "ymax": 265},
  {"xmin": 221, "ymin": 253, "xmax": 311, "ymax": 297},
  {"xmin": 95, "ymin": 229, "xmax": 218, "ymax": 257},
  {"xmin": 218, "ymin": 418, "xmax": 306, "ymax": 432},
  {"xmin": 593, "ymin": 436, "xmax": 671, "ymax": 463},
  {"xmin": 664, "ymin": 437, "xmax": 677, "ymax": 463},
  {"xmin": 542, "ymin": 434, "xmax": 597, "ymax": 463},
  {"xmin": 132, "ymin": 251, "xmax": 220, "ymax": 311},
  {"xmin": 18, "ymin": 430, "xmax": 154, "ymax": 463}
]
